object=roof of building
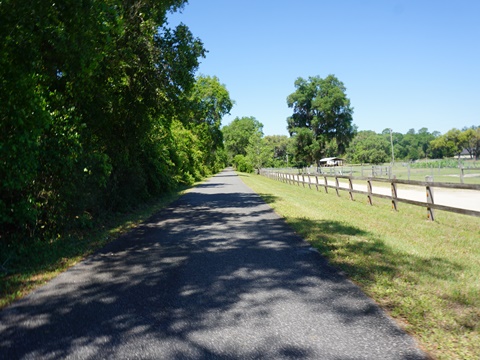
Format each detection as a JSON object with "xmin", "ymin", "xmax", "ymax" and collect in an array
[{"xmin": 319, "ymin": 157, "xmax": 344, "ymax": 162}]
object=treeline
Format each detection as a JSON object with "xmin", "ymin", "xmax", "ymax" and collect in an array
[
  {"xmin": 223, "ymin": 74, "xmax": 479, "ymax": 171},
  {"xmin": 0, "ymin": 1, "xmax": 232, "ymax": 243},
  {"xmin": 347, "ymin": 126, "xmax": 480, "ymax": 164},
  {"xmin": 223, "ymin": 122, "xmax": 480, "ymax": 172},
  {"xmin": 225, "ymin": 125, "xmax": 480, "ymax": 172}
]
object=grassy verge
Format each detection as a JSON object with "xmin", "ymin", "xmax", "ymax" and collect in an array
[
  {"xmin": 240, "ymin": 172, "xmax": 480, "ymax": 360},
  {"xmin": 0, "ymin": 186, "xmax": 191, "ymax": 309}
]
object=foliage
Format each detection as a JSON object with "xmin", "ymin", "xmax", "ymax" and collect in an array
[
  {"xmin": 346, "ymin": 131, "xmax": 390, "ymax": 164},
  {"xmin": 170, "ymin": 120, "xmax": 204, "ymax": 184},
  {"xmin": 430, "ymin": 128, "xmax": 465, "ymax": 159},
  {"xmin": 262, "ymin": 135, "xmax": 290, "ymax": 168},
  {"xmin": 461, "ymin": 126, "xmax": 480, "ymax": 160},
  {"xmin": 185, "ymin": 75, "xmax": 234, "ymax": 171},
  {"xmin": 232, "ymin": 155, "xmax": 253, "ymax": 173},
  {"xmin": 246, "ymin": 132, "xmax": 271, "ymax": 172},
  {"xmin": 286, "ymin": 74, "xmax": 355, "ymax": 164},
  {"xmin": 227, "ymin": 122, "xmax": 290, "ymax": 171},
  {"xmin": 222, "ymin": 116, "xmax": 264, "ymax": 162},
  {"xmin": 0, "ymin": 1, "xmax": 231, "ymax": 244},
  {"xmin": 343, "ymin": 127, "xmax": 458, "ymax": 164},
  {"xmin": 288, "ymin": 127, "xmax": 319, "ymax": 167}
]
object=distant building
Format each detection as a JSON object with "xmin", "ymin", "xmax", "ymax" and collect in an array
[
  {"xmin": 459, "ymin": 148, "xmax": 472, "ymax": 159},
  {"xmin": 319, "ymin": 157, "xmax": 344, "ymax": 167}
]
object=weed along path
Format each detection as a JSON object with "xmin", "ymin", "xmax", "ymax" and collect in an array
[{"xmin": 0, "ymin": 169, "xmax": 427, "ymax": 359}]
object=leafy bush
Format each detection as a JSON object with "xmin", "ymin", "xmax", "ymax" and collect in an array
[{"xmin": 233, "ymin": 155, "xmax": 254, "ymax": 173}]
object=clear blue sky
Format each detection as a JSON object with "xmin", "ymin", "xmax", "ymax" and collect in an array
[{"xmin": 168, "ymin": 0, "xmax": 479, "ymax": 136}]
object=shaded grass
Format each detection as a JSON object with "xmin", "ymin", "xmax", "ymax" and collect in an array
[
  {"xmin": 240, "ymin": 172, "xmax": 480, "ymax": 360},
  {"xmin": 0, "ymin": 185, "xmax": 192, "ymax": 309}
]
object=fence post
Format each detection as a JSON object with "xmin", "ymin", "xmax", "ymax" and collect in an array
[
  {"xmin": 335, "ymin": 176, "xmax": 340, "ymax": 197},
  {"xmin": 315, "ymin": 175, "xmax": 319, "ymax": 191},
  {"xmin": 302, "ymin": 174, "xmax": 305, "ymax": 187},
  {"xmin": 391, "ymin": 175, "xmax": 398, "ymax": 211},
  {"xmin": 460, "ymin": 165, "xmax": 464, "ymax": 184},
  {"xmin": 324, "ymin": 176, "xmax": 328, "ymax": 193},
  {"xmin": 426, "ymin": 176, "xmax": 435, "ymax": 221},
  {"xmin": 307, "ymin": 174, "xmax": 311, "ymax": 189},
  {"xmin": 348, "ymin": 177, "xmax": 354, "ymax": 201},
  {"xmin": 367, "ymin": 179, "xmax": 373, "ymax": 205}
]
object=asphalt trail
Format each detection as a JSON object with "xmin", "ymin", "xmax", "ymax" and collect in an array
[{"xmin": 0, "ymin": 169, "xmax": 427, "ymax": 359}]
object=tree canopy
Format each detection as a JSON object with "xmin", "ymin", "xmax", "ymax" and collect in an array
[
  {"xmin": 0, "ymin": 1, "xmax": 231, "ymax": 243},
  {"xmin": 286, "ymin": 75, "xmax": 355, "ymax": 165},
  {"xmin": 346, "ymin": 131, "xmax": 390, "ymax": 164},
  {"xmin": 222, "ymin": 116, "xmax": 264, "ymax": 161}
]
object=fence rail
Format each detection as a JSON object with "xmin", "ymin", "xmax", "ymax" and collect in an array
[
  {"xmin": 288, "ymin": 164, "xmax": 480, "ymax": 184},
  {"xmin": 260, "ymin": 169, "xmax": 480, "ymax": 221}
]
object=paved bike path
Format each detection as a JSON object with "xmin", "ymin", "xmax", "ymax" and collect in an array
[{"xmin": 0, "ymin": 169, "xmax": 427, "ymax": 359}]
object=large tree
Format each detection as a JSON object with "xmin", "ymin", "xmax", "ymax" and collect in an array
[
  {"xmin": 287, "ymin": 74, "xmax": 355, "ymax": 165},
  {"xmin": 430, "ymin": 128, "xmax": 467, "ymax": 159},
  {"xmin": 461, "ymin": 126, "xmax": 480, "ymax": 160},
  {"xmin": 188, "ymin": 75, "xmax": 233, "ymax": 164},
  {"xmin": 170, "ymin": 76, "xmax": 233, "ymax": 184},
  {"xmin": 222, "ymin": 116, "xmax": 264, "ymax": 162}
]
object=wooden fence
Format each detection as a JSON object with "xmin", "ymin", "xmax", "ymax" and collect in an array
[
  {"xmin": 302, "ymin": 165, "xmax": 480, "ymax": 183},
  {"xmin": 259, "ymin": 169, "xmax": 480, "ymax": 221}
]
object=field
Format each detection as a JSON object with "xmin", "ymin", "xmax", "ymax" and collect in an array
[
  {"xmin": 387, "ymin": 161, "xmax": 480, "ymax": 184},
  {"xmin": 240, "ymin": 172, "xmax": 480, "ymax": 360},
  {"xmin": 288, "ymin": 159, "xmax": 480, "ymax": 185}
]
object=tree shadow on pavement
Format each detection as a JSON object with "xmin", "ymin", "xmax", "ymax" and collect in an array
[{"xmin": 0, "ymin": 189, "xmax": 428, "ymax": 359}]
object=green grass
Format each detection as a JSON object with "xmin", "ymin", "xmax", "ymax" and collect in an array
[
  {"xmin": 391, "ymin": 164, "xmax": 480, "ymax": 184},
  {"xmin": 240, "ymin": 172, "xmax": 480, "ymax": 360},
  {"xmin": 0, "ymin": 186, "xmax": 191, "ymax": 309},
  {"xmin": 360, "ymin": 163, "xmax": 480, "ymax": 184}
]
